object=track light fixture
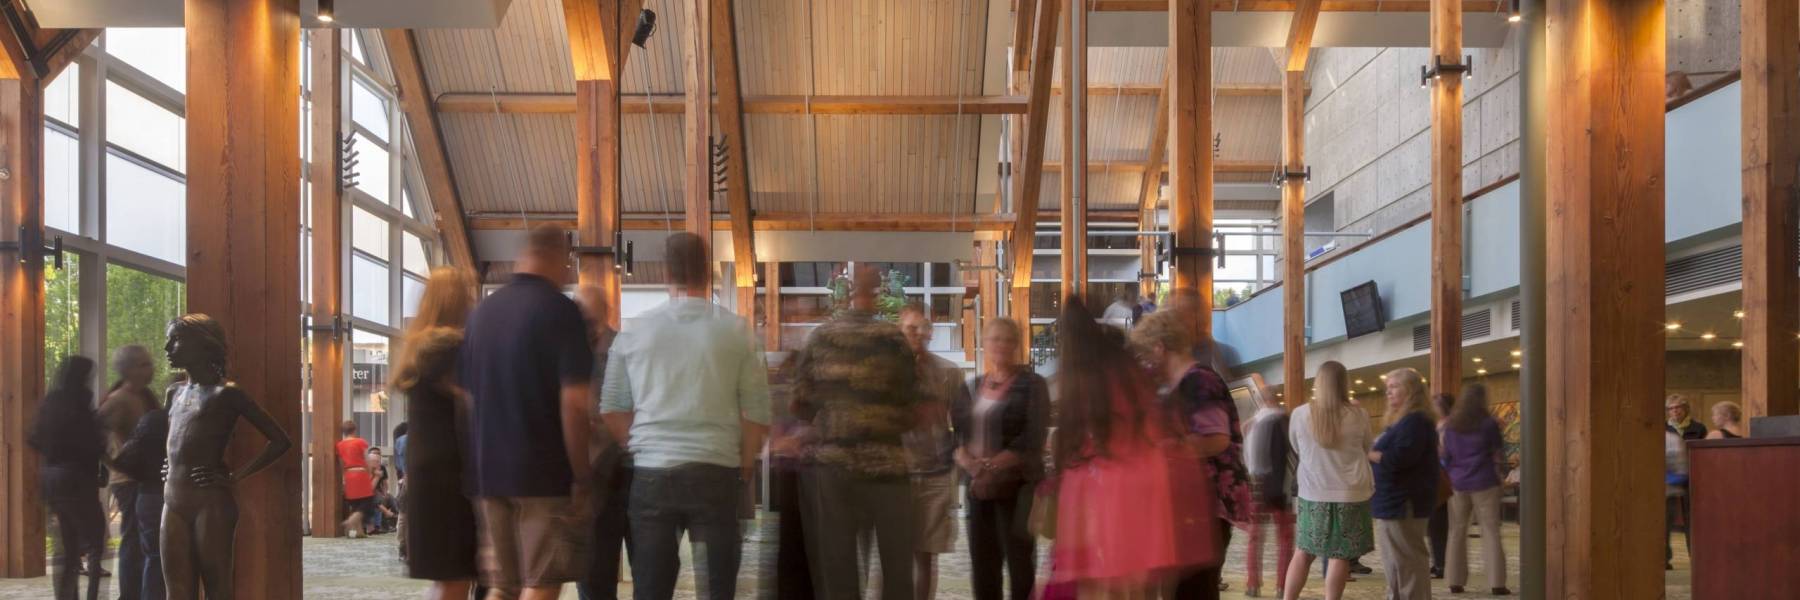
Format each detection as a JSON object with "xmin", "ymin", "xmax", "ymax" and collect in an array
[
  {"xmin": 1508, "ymin": 0, "xmax": 1522, "ymax": 23},
  {"xmin": 318, "ymin": 0, "xmax": 335, "ymax": 23},
  {"xmin": 632, "ymin": 9, "xmax": 658, "ymax": 48}
]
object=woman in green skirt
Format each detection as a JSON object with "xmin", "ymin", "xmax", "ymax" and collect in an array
[{"xmin": 1281, "ymin": 361, "xmax": 1375, "ymax": 600}]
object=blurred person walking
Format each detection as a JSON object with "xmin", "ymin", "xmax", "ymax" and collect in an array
[
  {"xmin": 396, "ymin": 267, "xmax": 480, "ymax": 600},
  {"xmin": 898, "ymin": 303, "xmax": 970, "ymax": 600},
  {"xmin": 31, "ymin": 356, "xmax": 107, "ymax": 600},
  {"xmin": 1053, "ymin": 298, "xmax": 1215, "ymax": 598},
  {"xmin": 953, "ymin": 317, "xmax": 1049, "ymax": 600},
  {"xmin": 1705, "ymin": 401, "xmax": 1745, "ymax": 439},
  {"xmin": 112, "ymin": 367, "xmax": 171, "ymax": 600},
  {"xmin": 337, "ymin": 420, "xmax": 375, "ymax": 537},
  {"xmin": 1133, "ymin": 307, "xmax": 1253, "ymax": 600},
  {"xmin": 601, "ymin": 232, "xmax": 770, "ymax": 600},
  {"xmin": 575, "ymin": 285, "xmax": 633, "ymax": 600},
  {"xmin": 1426, "ymin": 393, "xmax": 1454, "ymax": 580},
  {"xmin": 1280, "ymin": 361, "xmax": 1374, "ymax": 600},
  {"xmin": 1241, "ymin": 387, "xmax": 1295, "ymax": 598},
  {"xmin": 462, "ymin": 225, "xmax": 598, "ymax": 600},
  {"xmin": 1368, "ymin": 369, "xmax": 1437, "ymax": 600},
  {"xmin": 98, "ymin": 345, "xmax": 161, "ymax": 600},
  {"xmin": 792, "ymin": 264, "xmax": 921, "ymax": 600},
  {"xmin": 1441, "ymin": 383, "xmax": 1509, "ymax": 595}
]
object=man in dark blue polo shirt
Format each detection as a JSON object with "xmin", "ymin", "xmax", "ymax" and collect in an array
[{"xmin": 461, "ymin": 225, "xmax": 595, "ymax": 600}]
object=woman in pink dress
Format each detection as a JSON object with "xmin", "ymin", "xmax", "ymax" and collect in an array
[{"xmin": 1048, "ymin": 297, "xmax": 1218, "ymax": 598}]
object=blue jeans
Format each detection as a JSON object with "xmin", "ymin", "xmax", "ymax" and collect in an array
[
  {"xmin": 627, "ymin": 464, "xmax": 742, "ymax": 600},
  {"xmin": 112, "ymin": 483, "xmax": 143, "ymax": 600},
  {"xmin": 135, "ymin": 487, "xmax": 166, "ymax": 600}
]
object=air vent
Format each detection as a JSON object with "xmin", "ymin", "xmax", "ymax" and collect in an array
[
  {"xmin": 1411, "ymin": 309, "xmax": 1492, "ymax": 352},
  {"xmin": 1665, "ymin": 245, "xmax": 1741, "ymax": 297},
  {"xmin": 1510, "ymin": 299, "xmax": 1522, "ymax": 331},
  {"xmin": 1464, "ymin": 309, "xmax": 1492, "ymax": 340}
]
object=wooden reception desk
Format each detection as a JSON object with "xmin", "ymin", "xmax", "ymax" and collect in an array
[{"xmin": 1687, "ymin": 436, "xmax": 1800, "ymax": 598}]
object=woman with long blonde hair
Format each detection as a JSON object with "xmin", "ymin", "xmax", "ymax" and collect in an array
[
  {"xmin": 1367, "ymin": 368, "xmax": 1438, "ymax": 600},
  {"xmin": 392, "ymin": 267, "xmax": 480, "ymax": 600},
  {"xmin": 1281, "ymin": 361, "xmax": 1374, "ymax": 600}
]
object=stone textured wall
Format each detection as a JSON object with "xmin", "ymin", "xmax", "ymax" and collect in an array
[{"xmin": 1300, "ymin": 0, "xmax": 1742, "ymax": 243}]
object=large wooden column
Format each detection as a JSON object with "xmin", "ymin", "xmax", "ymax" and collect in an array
[
  {"xmin": 185, "ymin": 1, "xmax": 303, "ymax": 597},
  {"xmin": 1168, "ymin": 0, "xmax": 1214, "ymax": 341},
  {"xmin": 1544, "ymin": 0, "xmax": 1666, "ymax": 596},
  {"xmin": 1740, "ymin": 0, "xmax": 1800, "ymax": 418},
  {"xmin": 0, "ymin": 45, "xmax": 46, "ymax": 580},
  {"xmin": 1059, "ymin": 0, "xmax": 1088, "ymax": 303},
  {"xmin": 565, "ymin": 0, "xmax": 640, "ymax": 328},
  {"xmin": 1007, "ymin": 0, "xmax": 1060, "ymax": 359},
  {"xmin": 681, "ymin": 0, "xmax": 715, "ymax": 246},
  {"xmin": 1281, "ymin": 0, "xmax": 1321, "ymax": 408},
  {"xmin": 713, "ymin": 0, "xmax": 757, "ymax": 319},
  {"xmin": 307, "ymin": 28, "xmax": 346, "ymax": 538},
  {"xmin": 1427, "ymin": 0, "xmax": 1465, "ymax": 397}
]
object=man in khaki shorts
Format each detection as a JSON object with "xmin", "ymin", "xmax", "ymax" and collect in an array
[
  {"xmin": 461, "ymin": 226, "xmax": 597, "ymax": 599},
  {"xmin": 898, "ymin": 303, "xmax": 970, "ymax": 600}
]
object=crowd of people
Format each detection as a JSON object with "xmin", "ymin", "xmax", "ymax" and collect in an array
[{"xmin": 43, "ymin": 223, "xmax": 1715, "ymax": 600}]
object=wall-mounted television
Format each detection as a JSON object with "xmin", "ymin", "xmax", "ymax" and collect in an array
[{"xmin": 1341, "ymin": 280, "xmax": 1386, "ymax": 339}]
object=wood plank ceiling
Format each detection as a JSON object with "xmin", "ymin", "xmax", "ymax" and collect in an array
[{"xmin": 413, "ymin": 0, "xmax": 1286, "ymax": 222}]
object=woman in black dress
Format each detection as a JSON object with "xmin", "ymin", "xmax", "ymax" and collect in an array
[
  {"xmin": 394, "ymin": 267, "xmax": 478, "ymax": 600},
  {"xmin": 30, "ymin": 356, "xmax": 106, "ymax": 600}
]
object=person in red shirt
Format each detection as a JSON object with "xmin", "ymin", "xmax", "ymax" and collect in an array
[{"xmin": 337, "ymin": 420, "xmax": 375, "ymax": 537}]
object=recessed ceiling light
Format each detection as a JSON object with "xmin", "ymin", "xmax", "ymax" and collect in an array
[
  {"xmin": 1511, "ymin": 362, "xmax": 1521, "ymax": 369},
  {"xmin": 1666, "ymin": 322, "xmax": 1681, "ymax": 331},
  {"xmin": 1733, "ymin": 341, "xmax": 1745, "ymax": 349},
  {"xmin": 1368, "ymin": 387, "xmax": 1378, "ymax": 392},
  {"xmin": 1355, "ymin": 379, "xmax": 1364, "ymax": 385},
  {"xmin": 1476, "ymin": 368, "xmax": 1488, "ymax": 375},
  {"xmin": 1510, "ymin": 349, "xmax": 1522, "ymax": 357},
  {"xmin": 1472, "ymin": 357, "xmax": 1483, "ymax": 363},
  {"xmin": 1734, "ymin": 310, "xmax": 1746, "ymax": 319},
  {"xmin": 1701, "ymin": 332, "xmax": 1717, "ymax": 340}
]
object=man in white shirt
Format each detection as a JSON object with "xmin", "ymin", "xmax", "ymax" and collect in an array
[{"xmin": 599, "ymin": 232, "xmax": 771, "ymax": 600}]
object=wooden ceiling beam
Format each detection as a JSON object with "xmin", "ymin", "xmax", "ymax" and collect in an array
[
  {"xmin": 1092, "ymin": 0, "xmax": 1501, "ymax": 11},
  {"xmin": 1284, "ymin": 0, "xmax": 1325, "ymax": 72},
  {"xmin": 1053, "ymin": 82, "xmax": 1297, "ymax": 97},
  {"xmin": 1137, "ymin": 72, "xmax": 1170, "ymax": 298},
  {"xmin": 435, "ymin": 92, "xmax": 1029, "ymax": 115},
  {"xmin": 468, "ymin": 212, "xmax": 1020, "ymax": 232},
  {"xmin": 1044, "ymin": 159, "xmax": 1277, "ymax": 173},
  {"xmin": 563, "ymin": 0, "xmax": 643, "ymax": 80},
  {"xmin": 380, "ymin": 30, "xmax": 478, "ymax": 273}
]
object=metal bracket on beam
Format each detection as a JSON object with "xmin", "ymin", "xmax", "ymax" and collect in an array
[
  {"xmin": 305, "ymin": 314, "xmax": 347, "ymax": 339},
  {"xmin": 0, "ymin": 225, "xmax": 64, "ymax": 269},
  {"xmin": 1270, "ymin": 165, "xmax": 1312, "ymax": 188},
  {"xmin": 1419, "ymin": 55, "xmax": 1474, "ymax": 88},
  {"xmin": 571, "ymin": 231, "xmax": 637, "ymax": 276}
]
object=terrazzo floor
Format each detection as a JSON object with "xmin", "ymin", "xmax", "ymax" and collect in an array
[{"xmin": 0, "ymin": 516, "xmax": 1693, "ymax": 599}]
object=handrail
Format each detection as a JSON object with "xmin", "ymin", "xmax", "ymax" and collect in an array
[{"xmin": 1226, "ymin": 69, "xmax": 1745, "ymax": 310}]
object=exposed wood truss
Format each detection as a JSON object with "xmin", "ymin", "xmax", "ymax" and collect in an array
[
  {"xmin": 1008, "ymin": 0, "xmax": 1063, "ymax": 352},
  {"xmin": 1045, "ymin": 160, "xmax": 1276, "ymax": 174},
  {"xmin": 713, "ymin": 0, "xmax": 757, "ymax": 319},
  {"xmin": 435, "ymin": 93, "xmax": 1028, "ymax": 115},
  {"xmin": 380, "ymin": 30, "xmax": 478, "ymax": 273},
  {"xmin": 1137, "ymin": 73, "xmax": 1170, "ymax": 297},
  {"xmin": 468, "ymin": 212, "xmax": 1020, "ymax": 232}
]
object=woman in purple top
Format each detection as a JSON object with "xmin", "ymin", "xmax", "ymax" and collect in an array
[{"xmin": 1439, "ymin": 383, "xmax": 1510, "ymax": 595}]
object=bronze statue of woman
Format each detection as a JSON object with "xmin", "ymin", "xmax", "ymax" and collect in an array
[{"xmin": 161, "ymin": 314, "xmax": 292, "ymax": 600}]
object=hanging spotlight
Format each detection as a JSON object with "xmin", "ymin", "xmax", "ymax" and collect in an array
[
  {"xmin": 1508, "ymin": 0, "xmax": 1522, "ymax": 23},
  {"xmin": 317, "ymin": 0, "xmax": 335, "ymax": 23},
  {"xmin": 631, "ymin": 9, "xmax": 658, "ymax": 48}
]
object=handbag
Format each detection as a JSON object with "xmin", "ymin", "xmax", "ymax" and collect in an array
[{"xmin": 971, "ymin": 460, "xmax": 1024, "ymax": 500}]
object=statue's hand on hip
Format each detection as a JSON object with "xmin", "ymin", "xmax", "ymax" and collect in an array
[{"xmin": 189, "ymin": 465, "xmax": 235, "ymax": 488}]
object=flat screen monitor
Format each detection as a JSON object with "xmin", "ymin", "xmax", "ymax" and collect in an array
[{"xmin": 1341, "ymin": 280, "xmax": 1386, "ymax": 339}]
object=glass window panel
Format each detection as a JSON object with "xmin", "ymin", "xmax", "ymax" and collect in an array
[
  {"xmin": 402, "ymin": 187, "xmax": 418, "ymax": 219},
  {"xmin": 352, "ymin": 206, "xmax": 390, "ymax": 260},
  {"xmin": 45, "ymin": 128, "xmax": 80, "ymax": 234},
  {"xmin": 105, "ymin": 262, "xmax": 186, "ymax": 391},
  {"xmin": 351, "ymin": 78, "xmax": 389, "ymax": 142},
  {"xmin": 350, "ymin": 329, "xmax": 392, "ymax": 445},
  {"xmin": 352, "ymin": 133, "xmax": 390, "ymax": 204},
  {"xmin": 105, "ymin": 153, "xmax": 186, "ymax": 265},
  {"xmin": 105, "ymin": 28, "xmax": 186, "ymax": 93},
  {"xmin": 349, "ymin": 30, "xmax": 368, "ymax": 65},
  {"xmin": 402, "ymin": 274, "xmax": 425, "ymax": 320},
  {"xmin": 302, "ymin": 230, "xmax": 311, "ymax": 304},
  {"xmin": 403, "ymin": 232, "xmax": 428, "ymax": 275},
  {"xmin": 106, "ymin": 81, "xmax": 185, "ymax": 172},
  {"xmin": 1216, "ymin": 254, "xmax": 1258, "ymax": 282},
  {"xmin": 45, "ymin": 62, "xmax": 78, "ymax": 127},
  {"xmin": 44, "ymin": 253, "xmax": 80, "ymax": 390},
  {"xmin": 352, "ymin": 254, "xmax": 390, "ymax": 325}
]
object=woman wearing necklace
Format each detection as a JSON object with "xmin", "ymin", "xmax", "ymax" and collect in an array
[{"xmin": 953, "ymin": 317, "xmax": 1050, "ymax": 600}]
